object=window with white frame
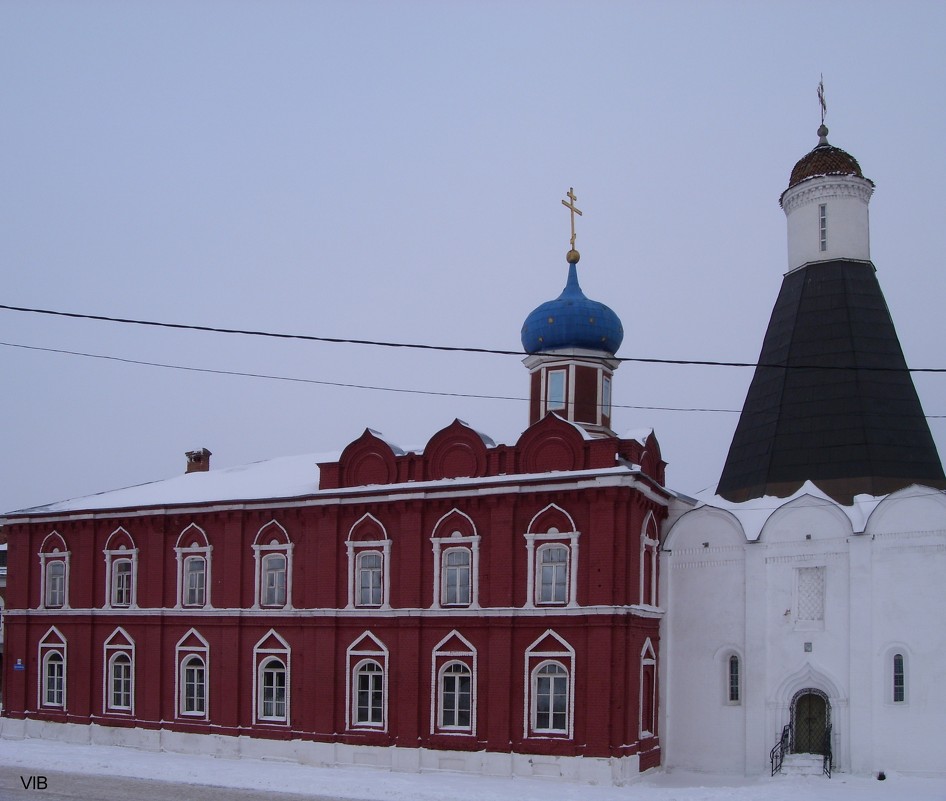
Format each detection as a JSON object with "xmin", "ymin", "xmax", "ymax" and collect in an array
[
  {"xmin": 175, "ymin": 524, "xmax": 212, "ymax": 609},
  {"xmin": 524, "ymin": 506, "xmax": 580, "ymax": 609},
  {"xmin": 103, "ymin": 528, "xmax": 138, "ymax": 610},
  {"xmin": 537, "ymin": 544, "xmax": 568, "ymax": 604},
  {"xmin": 103, "ymin": 628, "xmax": 135, "ymax": 715},
  {"xmin": 819, "ymin": 203, "xmax": 827, "ymax": 252},
  {"xmin": 259, "ymin": 658, "xmax": 287, "ymax": 720},
  {"xmin": 176, "ymin": 629, "xmax": 210, "ymax": 720},
  {"xmin": 354, "ymin": 660, "xmax": 384, "ymax": 726},
  {"xmin": 43, "ymin": 652, "xmax": 65, "ymax": 707},
  {"xmin": 39, "ymin": 532, "xmax": 70, "ymax": 610},
  {"xmin": 442, "ymin": 548, "xmax": 471, "ymax": 606},
  {"xmin": 38, "ymin": 627, "xmax": 68, "ymax": 710},
  {"xmin": 533, "ymin": 661, "xmax": 569, "ymax": 733},
  {"xmin": 184, "ymin": 556, "xmax": 207, "ymax": 607},
  {"xmin": 109, "ymin": 654, "xmax": 132, "ymax": 711},
  {"xmin": 346, "ymin": 631, "xmax": 388, "ymax": 731},
  {"xmin": 602, "ymin": 374, "xmax": 612, "ymax": 419},
  {"xmin": 346, "ymin": 514, "xmax": 391, "ymax": 610},
  {"xmin": 430, "ymin": 630, "xmax": 477, "ymax": 736},
  {"xmin": 640, "ymin": 639, "xmax": 657, "ymax": 737},
  {"xmin": 430, "ymin": 511, "xmax": 480, "ymax": 610},
  {"xmin": 546, "ymin": 368, "xmax": 566, "ymax": 412},
  {"xmin": 357, "ymin": 551, "xmax": 383, "ymax": 607},
  {"xmin": 640, "ymin": 512, "xmax": 659, "ymax": 607},
  {"xmin": 252, "ymin": 521, "xmax": 293, "ymax": 610},
  {"xmin": 181, "ymin": 656, "xmax": 206, "ymax": 715},
  {"xmin": 524, "ymin": 629, "xmax": 575, "ymax": 739},
  {"xmin": 439, "ymin": 662, "xmax": 472, "ymax": 730},
  {"xmin": 262, "ymin": 553, "xmax": 287, "ymax": 607},
  {"xmin": 112, "ymin": 559, "xmax": 133, "ymax": 607},
  {"xmin": 253, "ymin": 629, "xmax": 291, "ymax": 725},
  {"xmin": 46, "ymin": 561, "xmax": 66, "ymax": 608}
]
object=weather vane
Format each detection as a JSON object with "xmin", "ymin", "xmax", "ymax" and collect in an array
[
  {"xmin": 561, "ymin": 187, "xmax": 583, "ymax": 259},
  {"xmin": 818, "ymin": 74, "xmax": 827, "ymax": 125}
]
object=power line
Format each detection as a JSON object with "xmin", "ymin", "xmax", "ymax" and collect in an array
[
  {"xmin": 0, "ymin": 340, "xmax": 743, "ymax": 414},
  {"xmin": 3, "ymin": 303, "xmax": 945, "ymax": 373}
]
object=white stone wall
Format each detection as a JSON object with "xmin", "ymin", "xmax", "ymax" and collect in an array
[{"xmin": 662, "ymin": 486, "xmax": 946, "ymax": 777}]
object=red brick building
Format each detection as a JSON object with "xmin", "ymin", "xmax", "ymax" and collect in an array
[{"xmin": 1, "ymin": 248, "xmax": 671, "ymax": 783}]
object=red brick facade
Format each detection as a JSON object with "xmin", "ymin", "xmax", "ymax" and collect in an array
[{"xmin": 1, "ymin": 414, "xmax": 667, "ymax": 770}]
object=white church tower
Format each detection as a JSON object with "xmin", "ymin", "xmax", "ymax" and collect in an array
[{"xmin": 662, "ymin": 113, "xmax": 946, "ymax": 779}]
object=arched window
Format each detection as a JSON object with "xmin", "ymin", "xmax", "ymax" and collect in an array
[
  {"xmin": 259, "ymin": 658, "xmax": 287, "ymax": 721},
  {"xmin": 442, "ymin": 548, "xmax": 471, "ymax": 606},
  {"xmin": 39, "ymin": 532, "xmax": 71, "ymax": 611},
  {"xmin": 893, "ymin": 653, "xmax": 905, "ymax": 703},
  {"xmin": 640, "ymin": 639, "xmax": 657, "ymax": 737},
  {"xmin": 111, "ymin": 559, "xmax": 133, "ymax": 607},
  {"xmin": 45, "ymin": 561, "xmax": 66, "ymax": 608},
  {"xmin": 108, "ymin": 653, "xmax": 132, "ymax": 711},
  {"xmin": 175, "ymin": 524, "xmax": 212, "ymax": 609},
  {"xmin": 353, "ymin": 660, "xmax": 384, "ymax": 727},
  {"xmin": 183, "ymin": 555, "xmax": 207, "ymax": 607},
  {"xmin": 43, "ymin": 652, "xmax": 65, "ymax": 707},
  {"xmin": 728, "ymin": 654, "xmax": 740, "ymax": 704},
  {"xmin": 536, "ymin": 544, "xmax": 568, "ymax": 605},
  {"xmin": 181, "ymin": 656, "xmax": 206, "ymax": 716},
  {"xmin": 357, "ymin": 551, "xmax": 383, "ymax": 607},
  {"xmin": 439, "ymin": 662, "xmax": 472, "ymax": 730},
  {"xmin": 532, "ymin": 661, "xmax": 569, "ymax": 733},
  {"xmin": 261, "ymin": 553, "xmax": 287, "ymax": 607}
]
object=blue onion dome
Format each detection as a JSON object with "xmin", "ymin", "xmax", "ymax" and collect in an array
[{"xmin": 521, "ymin": 252, "xmax": 624, "ymax": 355}]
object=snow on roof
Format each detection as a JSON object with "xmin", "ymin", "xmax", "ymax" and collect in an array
[
  {"xmin": 455, "ymin": 419, "xmax": 497, "ymax": 447},
  {"xmin": 693, "ymin": 480, "xmax": 886, "ymax": 541},
  {"xmin": 620, "ymin": 427, "xmax": 654, "ymax": 446},
  {"xmin": 8, "ymin": 452, "xmax": 337, "ymax": 516}
]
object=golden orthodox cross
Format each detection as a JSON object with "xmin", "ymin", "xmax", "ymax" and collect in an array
[{"xmin": 561, "ymin": 187, "xmax": 583, "ymax": 250}]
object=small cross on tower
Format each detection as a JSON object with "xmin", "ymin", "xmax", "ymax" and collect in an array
[{"xmin": 561, "ymin": 187, "xmax": 583, "ymax": 262}]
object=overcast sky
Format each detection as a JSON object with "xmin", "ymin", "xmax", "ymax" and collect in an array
[{"xmin": 2, "ymin": 1, "xmax": 945, "ymax": 514}]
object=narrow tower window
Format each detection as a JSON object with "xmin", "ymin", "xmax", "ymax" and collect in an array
[
  {"xmin": 547, "ymin": 369, "xmax": 566, "ymax": 412},
  {"xmin": 893, "ymin": 653, "xmax": 905, "ymax": 703},
  {"xmin": 728, "ymin": 654, "xmax": 740, "ymax": 703},
  {"xmin": 819, "ymin": 203, "xmax": 827, "ymax": 252}
]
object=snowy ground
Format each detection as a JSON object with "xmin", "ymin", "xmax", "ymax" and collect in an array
[{"xmin": 0, "ymin": 737, "xmax": 944, "ymax": 801}]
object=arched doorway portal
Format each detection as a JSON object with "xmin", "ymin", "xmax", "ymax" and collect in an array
[{"xmin": 791, "ymin": 688, "xmax": 830, "ymax": 754}]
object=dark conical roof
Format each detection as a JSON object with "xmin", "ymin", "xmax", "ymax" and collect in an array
[{"xmin": 717, "ymin": 260, "xmax": 946, "ymax": 503}]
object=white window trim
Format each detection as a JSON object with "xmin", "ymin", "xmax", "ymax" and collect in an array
[
  {"xmin": 640, "ymin": 512, "xmax": 659, "ymax": 608},
  {"xmin": 251, "ymin": 521, "xmax": 293, "ymax": 611},
  {"xmin": 524, "ymin": 531, "xmax": 580, "ymax": 608},
  {"xmin": 429, "ymin": 630, "xmax": 477, "ymax": 736},
  {"xmin": 430, "ymin": 511, "xmax": 480, "ymax": 610},
  {"xmin": 640, "ymin": 638, "xmax": 657, "ymax": 738},
  {"xmin": 546, "ymin": 367, "xmax": 568, "ymax": 413},
  {"xmin": 599, "ymin": 372, "xmax": 612, "ymax": 424},
  {"xmin": 175, "ymin": 628, "xmax": 210, "ymax": 720},
  {"xmin": 252, "ymin": 629, "xmax": 291, "ymax": 725},
  {"xmin": 174, "ymin": 524, "xmax": 213, "ymax": 610},
  {"xmin": 38, "ymin": 626, "xmax": 67, "ymax": 711},
  {"xmin": 38, "ymin": 532, "xmax": 71, "ymax": 610},
  {"xmin": 103, "ymin": 628, "xmax": 135, "ymax": 716},
  {"xmin": 523, "ymin": 629, "xmax": 575, "ymax": 740},
  {"xmin": 345, "ymin": 631, "xmax": 388, "ymax": 732},
  {"xmin": 346, "ymin": 514, "xmax": 392, "ymax": 610},
  {"xmin": 103, "ymin": 528, "xmax": 138, "ymax": 610}
]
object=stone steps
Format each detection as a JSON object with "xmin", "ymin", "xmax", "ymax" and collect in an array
[{"xmin": 778, "ymin": 753, "xmax": 826, "ymax": 777}]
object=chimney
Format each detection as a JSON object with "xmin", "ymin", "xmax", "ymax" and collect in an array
[{"xmin": 185, "ymin": 448, "xmax": 212, "ymax": 474}]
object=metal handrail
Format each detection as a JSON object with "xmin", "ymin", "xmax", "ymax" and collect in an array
[
  {"xmin": 822, "ymin": 724, "xmax": 833, "ymax": 778},
  {"xmin": 770, "ymin": 723, "xmax": 791, "ymax": 776}
]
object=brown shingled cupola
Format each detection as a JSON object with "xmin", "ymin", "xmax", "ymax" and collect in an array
[{"xmin": 185, "ymin": 448, "xmax": 212, "ymax": 473}]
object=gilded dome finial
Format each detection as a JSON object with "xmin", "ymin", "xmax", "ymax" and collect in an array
[{"xmin": 561, "ymin": 187, "xmax": 582, "ymax": 263}]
